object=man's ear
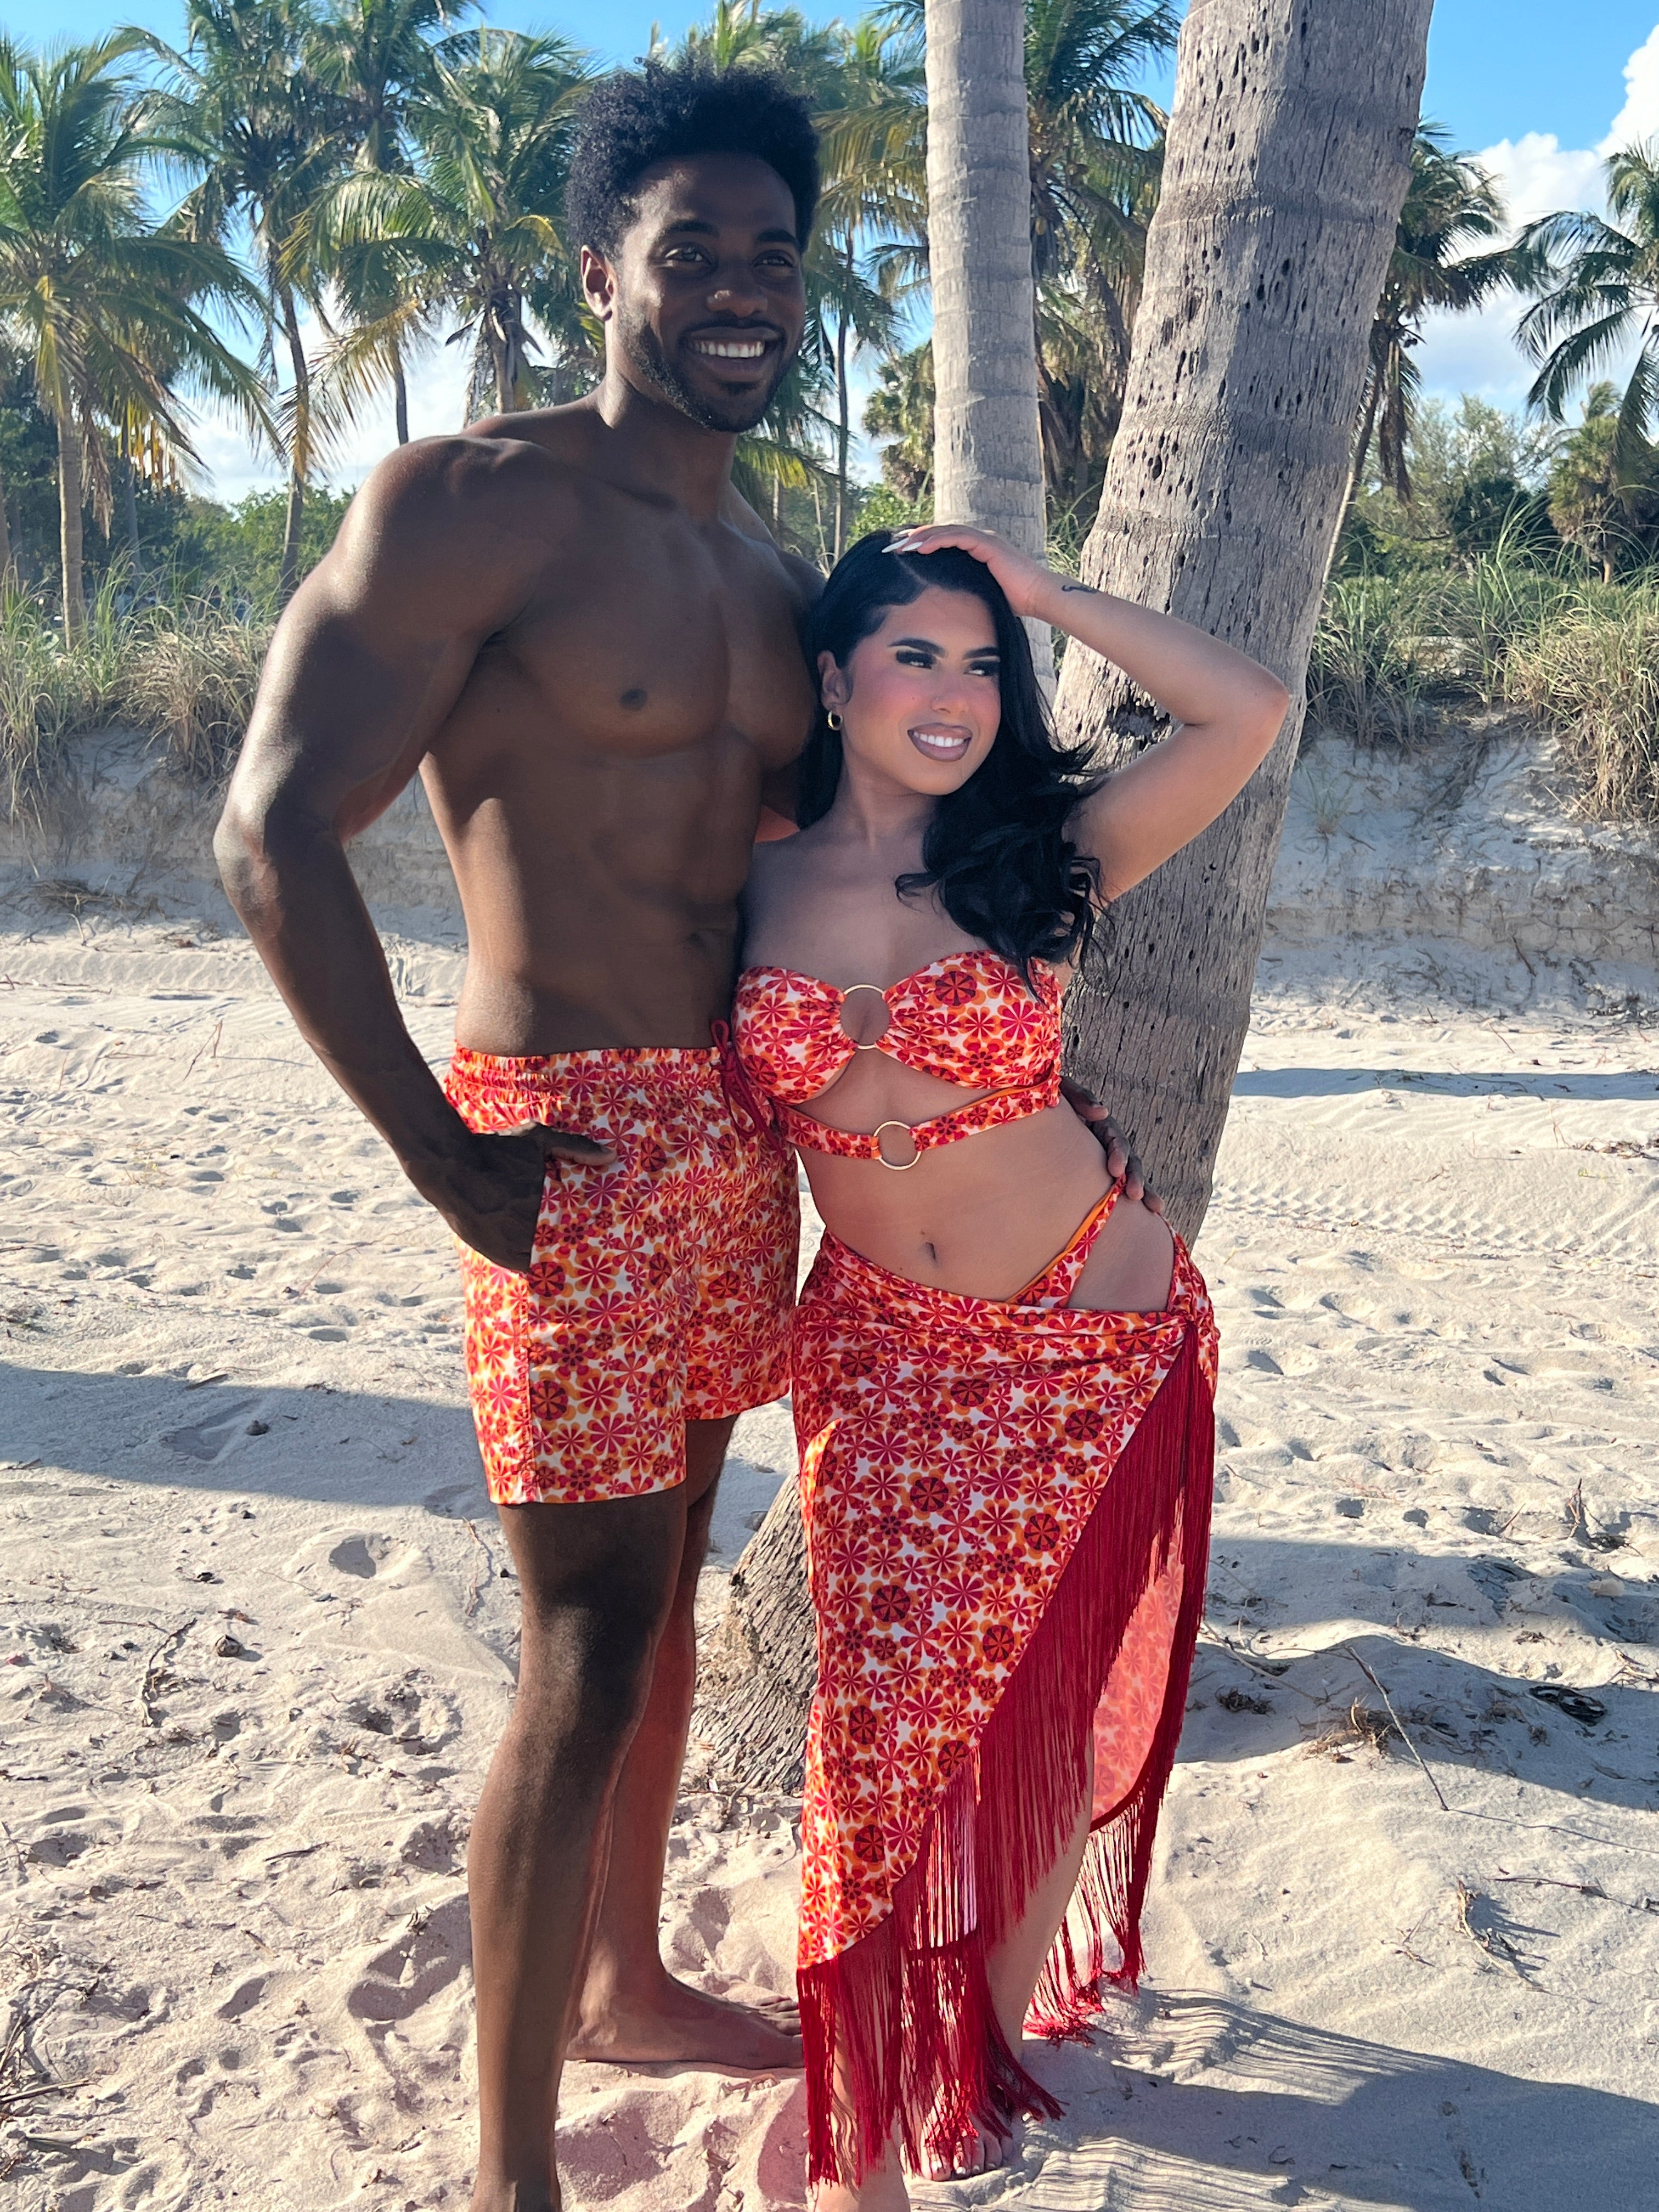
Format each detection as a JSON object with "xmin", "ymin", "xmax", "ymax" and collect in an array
[{"xmin": 580, "ymin": 245, "xmax": 617, "ymax": 322}]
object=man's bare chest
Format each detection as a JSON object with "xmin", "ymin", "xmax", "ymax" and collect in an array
[{"xmin": 470, "ymin": 522, "xmax": 815, "ymax": 770}]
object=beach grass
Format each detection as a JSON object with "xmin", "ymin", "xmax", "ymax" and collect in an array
[
  {"xmin": 1306, "ymin": 546, "xmax": 1659, "ymax": 822},
  {"xmin": 0, "ymin": 575, "xmax": 273, "ymax": 826}
]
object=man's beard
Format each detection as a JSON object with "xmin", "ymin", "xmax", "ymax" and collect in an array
[{"xmin": 618, "ymin": 306, "xmax": 791, "ymax": 435}]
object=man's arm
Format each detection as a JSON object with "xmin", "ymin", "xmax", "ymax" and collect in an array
[{"xmin": 215, "ymin": 435, "xmax": 612, "ymax": 1271}]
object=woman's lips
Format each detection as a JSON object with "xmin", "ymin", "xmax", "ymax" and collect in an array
[{"xmin": 907, "ymin": 726, "xmax": 973, "ymax": 761}]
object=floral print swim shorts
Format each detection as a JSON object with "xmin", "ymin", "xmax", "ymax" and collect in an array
[{"xmin": 444, "ymin": 1046, "xmax": 798, "ymax": 1505}]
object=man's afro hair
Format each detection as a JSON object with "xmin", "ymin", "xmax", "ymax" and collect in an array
[{"xmin": 566, "ymin": 55, "xmax": 820, "ymax": 256}]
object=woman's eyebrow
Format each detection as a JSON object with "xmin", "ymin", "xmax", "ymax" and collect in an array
[{"xmin": 888, "ymin": 636, "xmax": 1000, "ymax": 657}]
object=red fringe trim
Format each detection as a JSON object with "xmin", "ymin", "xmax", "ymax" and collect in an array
[{"xmin": 798, "ymin": 1328, "xmax": 1214, "ymax": 2183}]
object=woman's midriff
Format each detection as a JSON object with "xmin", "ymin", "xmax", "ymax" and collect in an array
[{"xmin": 799, "ymin": 1099, "xmax": 1172, "ymax": 1310}]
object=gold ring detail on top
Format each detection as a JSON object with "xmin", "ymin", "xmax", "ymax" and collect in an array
[
  {"xmin": 872, "ymin": 1120, "xmax": 922, "ymax": 1170},
  {"xmin": 838, "ymin": 981, "xmax": 891, "ymax": 1053}
]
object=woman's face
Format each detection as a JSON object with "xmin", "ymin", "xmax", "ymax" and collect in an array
[{"xmin": 819, "ymin": 585, "xmax": 1002, "ymax": 798}]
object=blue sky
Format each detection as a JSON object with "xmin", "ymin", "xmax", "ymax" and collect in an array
[{"xmin": 13, "ymin": 2, "xmax": 1659, "ymax": 493}]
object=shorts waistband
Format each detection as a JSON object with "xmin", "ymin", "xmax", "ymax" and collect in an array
[{"xmin": 448, "ymin": 1043, "xmax": 721, "ymax": 1092}]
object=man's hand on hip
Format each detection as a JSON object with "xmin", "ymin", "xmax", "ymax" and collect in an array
[
  {"xmin": 421, "ymin": 1122, "xmax": 618, "ymax": 1272},
  {"xmin": 1058, "ymin": 1076, "xmax": 1164, "ymax": 1215}
]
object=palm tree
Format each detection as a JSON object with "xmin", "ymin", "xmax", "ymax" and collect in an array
[
  {"xmin": 0, "ymin": 30, "xmax": 268, "ymax": 634},
  {"xmin": 1545, "ymin": 380, "xmax": 1659, "ymax": 580},
  {"xmin": 923, "ymin": 0, "xmax": 1047, "ymax": 568},
  {"xmin": 878, "ymin": 0, "xmax": 1176, "ymax": 514},
  {"xmin": 1344, "ymin": 124, "xmax": 1515, "ymax": 524},
  {"xmin": 864, "ymin": 337, "xmax": 933, "ymax": 505},
  {"xmin": 1054, "ymin": 0, "xmax": 1433, "ymax": 1240},
  {"xmin": 810, "ymin": 14, "xmax": 924, "ymax": 553},
  {"xmin": 314, "ymin": 27, "xmax": 590, "ymax": 422},
  {"xmin": 1518, "ymin": 142, "xmax": 1659, "ymax": 487},
  {"xmin": 148, "ymin": 0, "xmax": 351, "ymax": 600},
  {"xmin": 1024, "ymin": 0, "xmax": 1173, "ymax": 510},
  {"xmin": 303, "ymin": 0, "xmax": 472, "ymax": 444}
]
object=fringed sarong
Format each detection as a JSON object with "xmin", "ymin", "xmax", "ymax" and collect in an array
[{"xmin": 791, "ymin": 1199, "xmax": 1217, "ymax": 2185}]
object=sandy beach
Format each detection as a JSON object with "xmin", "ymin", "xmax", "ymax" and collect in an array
[{"xmin": 3, "ymin": 727, "xmax": 1658, "ymax": 2209}]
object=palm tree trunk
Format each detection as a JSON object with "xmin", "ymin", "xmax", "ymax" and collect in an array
[
  {"xmin": 120, "ymin": 426, "xmax": 144, "ymax": 578},
  {"xmin": 0, "ymin": 452, "xmax": 14, "ymax": 590},
  {"xmin": 57, "ymin": 410, "xmax": 87, "ymax": 642},
  {"xmin": 1336, "ymin": 363, "xmax": 1383, "ymax": 557},
  {"xmin": 277, "ymin": 281, "xmax": 312, "ymax": 604},
  {"xmin": 489, "ymin": 308, "xmax": 514, "ymax": 414},
  {"xmin": 1057, "ymin": 0, "xmax": 1434, "ymax": 1242},
  {"xmin": 835, "ymin": 233, "xmax": 854, "ymax": 561},
  {"xmin": 925, "ymin": 0, "xmax": 1051, "ymax": 677},
  {"xmin": 394, "ymin": 351, "xmax": 410, "ymax": 445}
]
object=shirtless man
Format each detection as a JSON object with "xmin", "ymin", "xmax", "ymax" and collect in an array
[{"xmin": 217, "ymin": 58, "xmax": 823, "ymax": 2212}]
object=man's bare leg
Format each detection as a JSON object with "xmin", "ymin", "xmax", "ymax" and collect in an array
[
  {"xmin": 571, "ymin": 1415, "xmax": 803, "ymax": 2069},
  {"xmin": 469, "ymin": 1487, "xmax": 688, "ymax": 2212}
]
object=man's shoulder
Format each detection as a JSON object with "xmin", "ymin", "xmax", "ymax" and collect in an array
[
  {"xmin": 362, "ymin": 413, "xmax": 594, "ymax": 526},
  {"xmin": 328, "ymin": 415, "xmax": 611, "ymax": 605}
]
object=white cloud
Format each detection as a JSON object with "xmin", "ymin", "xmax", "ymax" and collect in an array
[
  {"xmin": 1600, "ymin": 24, "xmax": 1659, "ymax": 152},
  {"xmin": 1412, "ymin": 27, "xmax": 1659, "ymax": 416},
  {"xmin": 187, "ymin": 313, "xmax": 479, "ymax": 504}
]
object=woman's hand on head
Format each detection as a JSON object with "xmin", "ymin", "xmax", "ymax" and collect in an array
[{"xmin": 886, "ymin": 524, "xmax": 1054, "ymax": 622}]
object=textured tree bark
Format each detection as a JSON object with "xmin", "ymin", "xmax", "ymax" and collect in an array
[
  {"xmin": 925, "ymin": 0, "xmax": 1054, "ymax": 678},
  {"xmin": 1057, "ymin": 0, "xmax": 1432, "ymax": 1243},
  {"xmin": 696, "ymin": 1490, "xmax": 816, "ymax": 1793},
  {"xmin": 56, "ymin": 411, "xmax": 86, "ymax": 642}
]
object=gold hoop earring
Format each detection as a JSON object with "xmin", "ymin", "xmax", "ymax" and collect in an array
[{"xmin": 826, "ymin": 709, "xmax": 844, "ymax": 732}]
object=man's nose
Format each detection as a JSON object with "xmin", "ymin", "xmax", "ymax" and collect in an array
[{"xmin": 707, "ymin": 264, "xmax": 766, "ymax": 314}]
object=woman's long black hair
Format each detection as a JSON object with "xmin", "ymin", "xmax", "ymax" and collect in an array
[{"xmin": 799, "ymin": 530, "xmax": 1104, "ymax": 978}]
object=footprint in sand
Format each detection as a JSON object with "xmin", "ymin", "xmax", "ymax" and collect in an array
[{"xmin": 161, "ymin": 1396, "xmax": 262, "ymax": 1461}]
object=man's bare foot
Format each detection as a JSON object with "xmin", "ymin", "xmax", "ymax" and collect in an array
[
  {"xmin": 468, "ymin": 2180, "xmax": 558, "ymax": 2212},
  {"xmin": 568, "ymin": 1971, "xmax": 802, "ymax": 2069},
  {"xmin": 811, "ymin": 2162, "xmax": 910, "ymax": 2212}
]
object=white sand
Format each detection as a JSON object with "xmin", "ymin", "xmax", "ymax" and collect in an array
[{"xmin": 3, "ymin": 730, "xmax": 1658, "ymax": 2208}]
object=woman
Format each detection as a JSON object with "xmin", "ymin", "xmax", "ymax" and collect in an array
[{"xmin": 729, "ymin": 524, "xmax": 1288, "ymax": 2212}]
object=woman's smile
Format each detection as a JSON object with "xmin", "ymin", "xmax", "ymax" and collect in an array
[{"xmin": 907, "ymin": 723, "xmax": 974, "ymax": 761}]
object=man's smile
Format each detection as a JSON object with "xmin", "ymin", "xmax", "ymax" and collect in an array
[{"xmin": 685, "ymin": 326, "xmax": 778, "ymax": 365}]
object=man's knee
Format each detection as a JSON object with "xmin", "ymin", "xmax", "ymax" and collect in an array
[{"xmin": 500, "ymin": 1492, "xmax": 684, "ymax": 1733}]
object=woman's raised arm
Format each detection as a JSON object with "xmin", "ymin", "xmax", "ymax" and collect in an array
[{"xmin": 884, "ymin": 524, "xmax": 1290, "ymax": 904}]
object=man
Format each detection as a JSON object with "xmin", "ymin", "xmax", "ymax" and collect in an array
[{"xmin": 218, "ymin": 58, "xmax": 823, "ymax": 2212}]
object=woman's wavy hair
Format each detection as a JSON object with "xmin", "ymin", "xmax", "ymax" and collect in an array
[{"xmin": 798, "ymin": 531, "xmax": 1104, "ymax": 978}]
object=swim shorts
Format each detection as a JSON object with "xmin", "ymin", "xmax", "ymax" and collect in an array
[{"xmin": 444, "ymin": 1046, "xmax": 798, "ymax": 1506}]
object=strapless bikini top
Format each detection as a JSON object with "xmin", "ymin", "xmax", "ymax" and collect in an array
[{"xmin": 726, "ymin": 950, "xmax": 1063, "ymax": 1168}]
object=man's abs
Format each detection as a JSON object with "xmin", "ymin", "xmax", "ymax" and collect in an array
[{"xmin": 428, "ymin": 731, "xmax": 766, "ymax": 1052}]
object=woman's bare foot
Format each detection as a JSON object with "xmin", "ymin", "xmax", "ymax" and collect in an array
[
  {"xmin": 811, "ymin": 2159, "xmax": 910, "ymax": 2212},
  {"xmin": 916, "ymin": 2113, "xmax": 1019, "ymax": 2182},
  {"xmin": 567, "ymin": 1968, "xmax": 802, "ymax": 2069}
]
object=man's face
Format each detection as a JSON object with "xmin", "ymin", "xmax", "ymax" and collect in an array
[{"xmin": 584, "ymin": 153, "xmax": 808, "ymax": 434}]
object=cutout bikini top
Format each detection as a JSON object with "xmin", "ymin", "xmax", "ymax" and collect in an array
[{"xmin": 726, "ymin": 950, "xmax": 1062, "ymax": 1168}]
